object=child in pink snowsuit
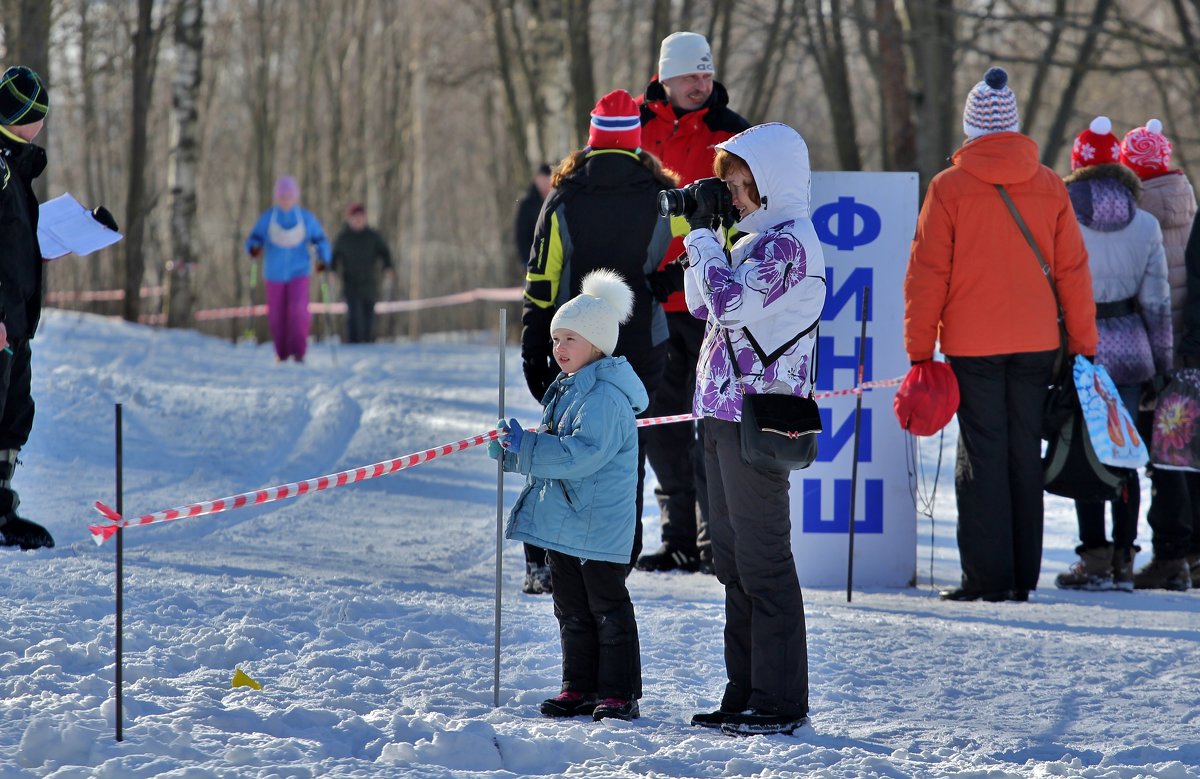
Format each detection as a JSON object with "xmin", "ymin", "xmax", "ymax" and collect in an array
[{"xmin": 245, "ymin": 176, "xmax": 331, "ymax": 362}]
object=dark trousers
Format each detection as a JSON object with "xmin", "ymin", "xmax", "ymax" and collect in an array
[
  {"xmin": 1141, "ymin": 410, "xmax": 1200, "ymax": 559},
  {"xmin": 1145, "ymin": 469, "xmax": 1200, "ymax": 558},
  {"xmin": 1075, "ymin": 384, "xmax": 1141, "ymax": 550},
  {"xmin": 644, "ymin": 312, "xmax": 710, "ymax": 556},
  {"xmin": 0, "ymin": 340, "xmax": 34, "ymax": 451},
  {"xmin": 345, "ymin": 296, "xmax": 376, "ymax": 343},
  {"xmin": 948, "ymin": 351, "xmax": 1056, "ymax": 593},
  {"xmin": 704, "ymin": 418, "xmax": 808, "ymax": 717},
  {"xmin": 547, "ymin": 550, "xmax": 642, "ymax": 700}
]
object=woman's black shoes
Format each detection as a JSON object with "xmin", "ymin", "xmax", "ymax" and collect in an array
[{"xmin": 940, "ymin": 583, "xmax": 1027, "ymax": 602}]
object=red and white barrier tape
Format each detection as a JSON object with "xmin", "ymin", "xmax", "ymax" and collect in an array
[
  {"xmin": 89, "ymin": 428, "xmax": 502, "ymax": 544},
  {"xmin": 190, "ymin": 287, "xmax": 524, "ymax": 322},
  {"xmin": 46, "ymin": 286, "xmax": 164, "ymax": 304},
  {"xmin": 90, "ymin": 375, "xmax": 903, "ymax": 544}
]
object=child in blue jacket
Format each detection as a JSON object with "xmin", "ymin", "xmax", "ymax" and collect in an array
[{"xmin": 490, "ymin": 269, "xmax": 648, "ymax": 722}]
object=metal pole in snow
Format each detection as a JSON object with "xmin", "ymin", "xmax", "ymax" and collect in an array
[
  {"xmin": 115, "ymin": 403, "xmax": 124, "ymax": 741},
  {"xmin": 493, "ymin": 308, "xmax": 506, "ymax": 707},
  {"xmin": 847, "ymin": 288, "xmax": 870, "ymax": 603}
]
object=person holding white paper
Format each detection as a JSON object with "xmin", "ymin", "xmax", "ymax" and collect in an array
[{"xmin": 0, "ymin": 65, "xmax": 116, "ymax": 552}]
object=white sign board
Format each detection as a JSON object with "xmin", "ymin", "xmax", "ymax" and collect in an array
[{"xmin": 791, "ymin": 172, "xmax": 919, "ymax": 588}]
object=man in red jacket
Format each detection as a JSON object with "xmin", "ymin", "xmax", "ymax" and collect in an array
[{"xmin": 635, "ymin": 32, "xmax": 749, "ymax": 574}]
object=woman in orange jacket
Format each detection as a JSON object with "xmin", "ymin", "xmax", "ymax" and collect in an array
[{"xmin": 903, "ymin": 67, "xmax": 1098, "ymax": 603}]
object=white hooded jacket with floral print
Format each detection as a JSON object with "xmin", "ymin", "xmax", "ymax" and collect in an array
[{"xmin": 683, "ymin": 122, "xmax": 828, "ymax": 422}]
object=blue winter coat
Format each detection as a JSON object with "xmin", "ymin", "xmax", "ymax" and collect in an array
[
  {"xmin": 245, "ymin": 206, "xmax": 332, "ymax": 283},
  {"xmin": 501, "ymin": 356, "xmax": 649, "ymax": 563}
]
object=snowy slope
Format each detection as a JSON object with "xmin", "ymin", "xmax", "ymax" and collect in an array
[{"xmin": 0, "ymin": 310, "xmax": 1197, "ymax": 778}]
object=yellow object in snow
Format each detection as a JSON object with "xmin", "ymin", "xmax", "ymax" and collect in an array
[{"xmin": 231, "ymin": 668, "xmax": 262, "ymax": 690}]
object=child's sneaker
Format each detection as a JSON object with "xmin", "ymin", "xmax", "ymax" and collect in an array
[
  {"xmin": 539, "ymin": 691, "xmax": 597, "ymax": 718},
  {"xmin": 592, "ymin": 698, "xmax": 639, "ymax": 721}
]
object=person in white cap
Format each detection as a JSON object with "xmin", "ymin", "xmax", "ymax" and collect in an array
[{"xmin": 636, "ymin": 31, "xmax": 750, "ymax": 576}]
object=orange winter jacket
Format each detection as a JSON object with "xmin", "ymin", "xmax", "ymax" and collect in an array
[{"xmin": 904, "ymin": 132, "xmax": 1098, "ymax": 361}]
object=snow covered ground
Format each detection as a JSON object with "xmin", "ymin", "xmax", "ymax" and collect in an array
[{"xmin": 1, "ymin": 309, "xmax": 1197, "ymax": 778}]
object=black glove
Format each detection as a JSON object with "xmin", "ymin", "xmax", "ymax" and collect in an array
[
  {"xmin": 646, "ymin": 259, "xmax": 685, "ymax": 303},
  {"xmin": 523, "ymin": 356, "xmax": 558, "ymax": 402},
  {"xmin": 910, "ymin": 358, "xmax": 930, "ymax": 367},
  {"xmin": 91, "ymin": 206, "xmax": 119, "ymax": 232},
  {"xmin": 686, "ymin": 186, "xmax": 724, "ymax": 232}
]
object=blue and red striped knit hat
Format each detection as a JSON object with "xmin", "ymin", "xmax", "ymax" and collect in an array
[
  {"xmin": 0, "ymin": 66, "xmax": 48, "ymax": 126},
  {"xmin": 588, "ymin": 89, "xmax": 641, "ymax": 151},
  {"xmin": 962, "ymin": 67, "xmax": 1019, "ymax": 138}
]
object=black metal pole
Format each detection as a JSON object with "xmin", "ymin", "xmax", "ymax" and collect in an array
[
  {"xmin": 115, "ymin": 403, "xmax": 124, "ymax": 741},
  {"xmin": 846, "ymin": 288, "xmax": 870, "ymax": 603},
  {"xmin": 494, "ymin": 308, "xmax": 506, "ymax": 707}
]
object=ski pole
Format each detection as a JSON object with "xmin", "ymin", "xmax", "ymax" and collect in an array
[{"xmin": 320, "ymin": 272, "xmax": 338, "ymax": 364}]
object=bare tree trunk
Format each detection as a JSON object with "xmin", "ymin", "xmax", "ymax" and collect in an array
[
  {"xmin": 905, "ymin": 0, "xmax": 958, "ymax": 192},
  {"xmin": 877, "ymin": 0, "xmax": 916, "ymax": 171},
  {"xmin": 165, "ymin": 0, "xmax": 203, "ymax": 328},
  {"xmin": 408, "ymin": 12, "xmax": 427, "ymax": 338},
  {"xmin": 1039, "ymin": 0, "xmax": 1112, "ymax": 168},
  {"xmin": 648, "ymin": 0, "xmax": 670, "ymax": 77},
  {"xmin": 489, "ymin": 0, "xmax": 532, "ymax": 184},
  {"xmin": 800, "ymin": 0, "xmax": 862, "ymax": 169},
  {"xmin": 528, "ymin": 3, "xmax": 572, "ymax": 161},
  {"xmin": 566, "ymin": 0, "xmax": 595, "ymax": 149},
  {"xmin": 1020, "ymin": 0, "xmax": 1067, "ymax": 138},
  {"xmin": 9, "ymin": 0, "xmax": 50, "ymax": 198},
  {"xmin": 249, "ymin": 0, "xmax": 279, "ymax": 212},
  {"xmin": 122, "ymin": 0, "xmax": 159, "ymax": 323}
]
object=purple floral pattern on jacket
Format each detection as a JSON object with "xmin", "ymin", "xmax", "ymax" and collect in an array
[{"xmin": 683, "ymin": 220, "xmax": 827, "ymax": 422}]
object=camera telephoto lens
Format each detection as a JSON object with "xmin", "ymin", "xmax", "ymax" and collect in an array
[{"xmin": 658, "ymin": 188, "xmax": 693, "ymax": 218}]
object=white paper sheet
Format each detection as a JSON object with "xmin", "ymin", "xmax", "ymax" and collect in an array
[{"xmin": 38, "ymin": 193, "xmax": 123, "ymax": 259}]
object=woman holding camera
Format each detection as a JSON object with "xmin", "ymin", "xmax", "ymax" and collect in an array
[
  {"xmin": 681, "ymin": 122, "xmax": 826, "ymax": 736},
  {"xmin": 520, "ymin": 89, "xmax": 676, "ymax": 573}
]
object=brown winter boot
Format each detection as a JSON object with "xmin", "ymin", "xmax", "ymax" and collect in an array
[
  {"xmin": 1055, "ymin": 544, "xmax": 1113, "ymax": 590},
  {"xmin": 1111, "ymin": 546, "xmax": 1135, "ymax": 592},
  {"xmin": 1133, "ymin": 556, "xmax": 1191, "ymax": 592}
]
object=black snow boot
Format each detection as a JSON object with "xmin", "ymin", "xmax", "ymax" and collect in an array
[{"xmin": 0, "ymin": 449, "xmax": 53, "ymax": 550}]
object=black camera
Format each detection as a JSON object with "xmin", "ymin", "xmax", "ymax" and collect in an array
[{"xmin": 657, "ymin": 177, "xmax": 734, "ymax": 220}]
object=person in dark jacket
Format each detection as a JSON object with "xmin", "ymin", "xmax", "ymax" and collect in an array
[
  {"xmin": 0, "ymin": 66, "xmax": 114, "ymax": 550},
  {"xmin": 636, "ymin": 31, "xmax": 750, "ymax": 575},
  {"xmin": 329, "ymin": 203, "xmax": 394, "ymax": 344},
  {"xmin": 513, "ymin": 164, "xmax": 552, "ymax": 277},
  {"xmin": 522, "ymin": 89, "xmax": 675, "ymax": 569}
]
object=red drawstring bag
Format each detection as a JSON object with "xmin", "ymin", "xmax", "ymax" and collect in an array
[{"xmin": 893, "ymin": 361, "xmax": 960, "ymax": 436}]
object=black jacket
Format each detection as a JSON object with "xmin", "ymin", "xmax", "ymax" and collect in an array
[
  {"xmin": 0, "ymin": 129, "xmax": 46, "ymax": 341},
  {"xmin": 513, "ymin": 183, "xmax": 544, "ymax": 275},
  {"xmin": 521, "ymin": 149, "xmax": 673, "ymax": 400},
  {"xmin": 331, "ymin": 225, "xmax": 393, "ymax": 302}
]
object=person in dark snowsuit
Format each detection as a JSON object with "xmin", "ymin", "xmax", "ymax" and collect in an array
[
  {"xmin": 521, "ymin": 89, "xmax": 675, "ymax": 572},
  {"xmin": 0, "ymin": 66, "xmax": 121, "ymax": 550},
  {"xmin": 329, "ymin": 202, "xmax": 393, "ymax": 344},
  {"xmin": 513, "ymin": 164, "xmax": 552, "ymax": 277}
]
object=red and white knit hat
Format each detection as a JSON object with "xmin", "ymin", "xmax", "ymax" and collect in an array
[
  {"xmin": 588, "ymin": 89, "xmax": 641, "ymax": 151},
  {"xmin": 1120, "ymin": 119, "xmax": 1173, "ymax": 180},
  {"xmin": 1071, "ymin": 116, "xmax": 1121, "ymax": 171}
]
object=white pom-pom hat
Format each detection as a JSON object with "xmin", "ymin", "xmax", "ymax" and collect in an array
[{"xmin": 550, "ymin": 269, "xmax": 634, "ymax": 356}]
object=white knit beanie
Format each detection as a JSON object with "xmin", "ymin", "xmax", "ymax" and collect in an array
[
  {"xmin": 550, "ymin": 269, "xmax": 634, "ymax": 357},
  {"xmin": 658, "ymin": 31, "xmax": 715, "ymax": 81}
]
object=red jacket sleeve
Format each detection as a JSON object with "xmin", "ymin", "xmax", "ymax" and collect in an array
[{"xmin": 903, "ymin": 179, "xmax": 954, "ymax": 362}]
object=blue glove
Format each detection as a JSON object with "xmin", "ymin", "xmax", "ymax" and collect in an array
[{"xmin": 500, "ymin": 418, "xmax": 525, "ymax": 451}]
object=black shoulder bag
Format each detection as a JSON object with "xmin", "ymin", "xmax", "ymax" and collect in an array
[{"xmin": 723, "ymin": 318, "xmax": 823, "ymax": 471}]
